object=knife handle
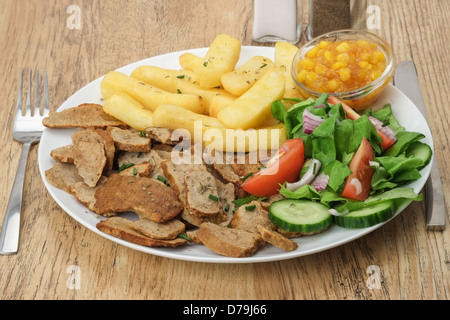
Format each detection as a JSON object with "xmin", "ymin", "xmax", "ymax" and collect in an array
[{"xmin": 425, "ymin": 155, "xmax": 446, "ymax": 230}]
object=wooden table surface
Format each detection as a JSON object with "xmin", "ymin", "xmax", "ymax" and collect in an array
[{"xmin": 1, "ymin": 0, "xmax": 449, "ymax": 301}]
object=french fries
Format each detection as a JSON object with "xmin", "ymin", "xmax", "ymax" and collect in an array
[
  {"xmin": 217, "ymin": 69, "xmax": 285, "ymax": 130},
  {"xmin": 153, "ymin": 105, "xmax": 286, "ymax": 153},
  {"xmin": 103, "ymin": 92, "xmax": 153, "ymax": 131},
  {"xmin": 274, "ymin": 41, "xmax": 301, "ymax": 99},
  {"xmin": 179, "ymin": 52, "xmax": 203, "ymax": 71},
  {"xmin": 198, "ymin": 34, "xmax": 241, "ymax": 89},
  {"xmin": 98, "ymin": 34, "xmax": 301, "ymax": 153},
  {"xmin": 173, "ymin": 78, "xmax": 237, "ymax": 112},
  {"xmin": 131, "ymin": 65, "xmax": 198, "ymax": 92},
  {"xmin": 208, "ymin": 95, "xmax": 236, "ymax": 118},
  {"xmin": 221, "ymin": 56, "xmax": 274, "ymax": 96},
  {"xmin": 203, "ymin": 123, "xmax": 287, "ymax": 153},
  {"xmin": 132, "ymin": 65, "xmax": 237, "ymax": 112},
  {"xmin": 152, "ymin": 104, "xmax": 226, "ymax": 140},
  {"xmin": 100, "ymin": 71, "xmax": 204, "ymax": 114}
]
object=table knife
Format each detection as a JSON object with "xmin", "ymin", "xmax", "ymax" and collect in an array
[{"xmin": 394, "ymin": 60, "xmax": 446, "ymax": 231}]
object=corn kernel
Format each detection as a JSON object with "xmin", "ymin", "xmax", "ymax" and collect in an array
[
  {"xmin": 336, "ymin": 53, "xmax": 350, "ymax": 62},
  {"xmin": 339, "ymin": 68, "xmax": 351, "ymax": 82},
  {"xmin": 314, "ymin": 64, "xmax": 327, "ymax": 75},
  {"xmin": 324, "ymin": 50, "xmax": 334, "ymax": 62},
  {"xmin": 297, "ymin": 69, "xmax": 308, "ymax": 83},
  {"xmin": 328, "ymin": 79, "xmax": 340, "ymax": 91},
  {"xmin": 332, "ymin": 61, "xmax": 348, "ymax": 70},
  {"xmin": 358, "ymin": 61, "xmax": 372, "ymax": 69},
  {"xmin": 305, "ymin": 71, "xmax": 318, "ymax": 83},
  {"xmin": 370, "ymin": 50, "xmax": 385, "ymax": 64},
  {"xmin": 371, "ymin": 70, "xmax": 383, "ymax": 81},
  {"xmin": 319, "ymin": 41, "xmax": 331, "ymax": 49},
  {"xmin": 336, "ymin": 41, "xmax": 350, "ymax": 53},
  {"xmin": 300, "ymin": 58, "xmax": 315, "ymax": 70},
  {"xmin": 306, "ymin": 46, "xmax": 320, "ymax": 58},
  {"xmin": 356, "ymin": 40, "xmax": 370, "ymax": 48}
]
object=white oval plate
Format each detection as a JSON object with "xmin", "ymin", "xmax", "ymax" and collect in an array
[{"xmin": 38, "ymin": 46, "xmax": 433, "ymax": 263}]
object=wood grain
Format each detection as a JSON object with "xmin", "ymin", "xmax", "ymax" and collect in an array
[{"xmin": 0, "ymin": 0, "xmax": 449, "ymax": 300}]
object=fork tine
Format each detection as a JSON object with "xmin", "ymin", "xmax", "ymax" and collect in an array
[
  {"xmin": 43, "ymin": 69, "xmax": 49, "ymax": 116},
  {"xmin": 25, "ymin": 69, "xmax": 32, "ymax": 117},
  {"xmin": 34, "ymin": 69, "xmax": 39, "ymax": 117},
  {"xmin": 15, "ymin": 70, "xmax": 23, "ymax": 115}
]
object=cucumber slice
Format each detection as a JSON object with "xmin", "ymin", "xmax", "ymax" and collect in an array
[
  {"xmin": 406, "ymin": 141, "xmax": 432, "ymax": 170},
  {"xmin": 334, "ymin": 200, "xmax": 396, "ymax": 229},
  {"xmin": 268, "ymin": 199, "xmax": 332, "ymax": 233}
]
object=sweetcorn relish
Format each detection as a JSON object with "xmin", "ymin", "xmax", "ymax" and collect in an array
[{"xmin": 296, "ymin": 40, "xmax": 387, "ymax": 93}]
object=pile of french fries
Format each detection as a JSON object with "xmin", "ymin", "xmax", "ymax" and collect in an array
[{"xmin": 100, "ymin": 34, "xmax": 302, "ymax": 152}]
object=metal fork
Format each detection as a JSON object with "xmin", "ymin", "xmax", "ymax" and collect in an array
[{"xmin": 0, "ymin": 69, "xmax": 49, "ymax": 255}]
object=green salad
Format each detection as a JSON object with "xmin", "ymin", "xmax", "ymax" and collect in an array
[{"xmin": 253, "ymin": 94, "xmax": 432, "ymax": 231}]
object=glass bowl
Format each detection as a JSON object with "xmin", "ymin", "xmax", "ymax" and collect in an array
[{"xmin": 291, "ymin": 29, "xmax": 394, "ymax": 111}]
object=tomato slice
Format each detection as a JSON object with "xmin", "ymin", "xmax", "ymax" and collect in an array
[
  {"xmin": 328, "ymin": 96, "xmax": 396, "ymax": 151},
  {"xmin": 377, "ymin": 130, "xmax": 396, "ymax": 151},
  {"xmin": 241, "ymin": 138, "xmax": 305, "ymax": 197},
  {"xmin": 342, "ymin": 137, "xmax": 375, "ymax": 201},
  {"xmin": 328, "ymin": 96, "xmax": 360, "ymax": 121}
]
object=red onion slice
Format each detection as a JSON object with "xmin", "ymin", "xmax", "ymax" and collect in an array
[
  {"xmin": 285, "ymin": 159, "xmax": 322, "ymax": 191},
  {"xmin": 311, "ymin": 173, "xmax": 329, "ymax": 191},
  {"xmin": 303, "ymin": 109, "xmax": 325, "ymax": 134},
  {"xmin": 369, "ymin": 116, "xmax": 397, "ymax": 143}
]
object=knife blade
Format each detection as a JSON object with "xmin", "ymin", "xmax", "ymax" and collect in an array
[{"xmin": 394, "ymin": 60, "xmax": 446, "ymax": 231}]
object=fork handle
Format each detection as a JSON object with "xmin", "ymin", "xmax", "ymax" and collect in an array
[{"xmin": 0, "ymin": 142, "xmax": 32, "ymax": 255}]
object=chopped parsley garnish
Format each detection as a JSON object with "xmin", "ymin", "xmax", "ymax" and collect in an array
[
  {"xmin": 157, "ymin": 175, "xmax": 169, "ymax": 186},
  {"xmin": 118, "ymin": 163, "xmax": 135, "ymax": 172},
  {"xmin": 208, "ymin": 194, "xmax": 219, "ymax": 202},
  {"xmin": 178, "ymin": 234, "xmax": 191, "ymax": 241},
  {"xmin": 242, "ymin": 172, "xmax": 253, "ymax": 181}
]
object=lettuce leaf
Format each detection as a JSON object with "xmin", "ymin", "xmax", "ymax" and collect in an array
[
  {"xmin": 310, "ymin": 113, "xmax": 338, "ymax": 167},
  {"xmin": 321, "ymin": 160, "xmax": 352, "ymax": 192},
  {"xmin": 383, "ymin": 131, "xmax": 425, "ymax": 157},
  {"xmin": 279, "ymin": 184, "xmax": 321, "ymax": 200},
  {"xmin": 365, "ymin": 187, "xmax": 423, "ymax": 205},
  {"xmin": 369, "ymin": 104, "xmax": 405, "ymax": 135},
  {"xmin": 320, "ymin": 187, "xmax": 423, "ymax": 213}
]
